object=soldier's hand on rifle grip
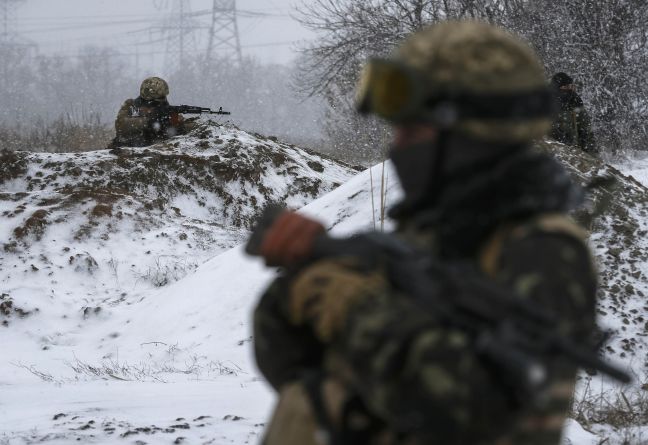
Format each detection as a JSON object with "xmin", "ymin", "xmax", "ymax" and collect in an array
[
  {"xmin": 170, "ymin": 112, "xmax": 183, "ymax": 128},
  {"xmin": 259, "ymin": 212, "xmax": 325, "ymax": 267}
]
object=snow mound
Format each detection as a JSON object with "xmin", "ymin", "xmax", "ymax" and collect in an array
[
  {"xmin": 4, "ymin": 134, "xmax": 648, "ymax": 443},
  {"xmin": 540, "ymin": 141, "xmax": 648, "ymax": 443},
  {"xmin": 0, "ymin": 157, "xmax": 396, "ymax": 443},
  {"xmin": 540, "ymin": 141, "xmax": 648, "ymax": 370},
  {"xmin": 0, "ymin": 121, "xmax": 358, "ymax": 328}
]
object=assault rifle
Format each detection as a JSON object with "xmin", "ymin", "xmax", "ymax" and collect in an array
[
  {"xmin": 247, "ymin": 206, "xmax": 630, "ymax": 403},
  {"xmin": 147, "ymin": 104, "xmax": 231, "ymax": 134},
  {"xmin": 165, "ymin": 105, "xmax": 231, "ymax": 116}
]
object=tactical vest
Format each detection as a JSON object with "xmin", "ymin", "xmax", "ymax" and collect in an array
[
  {"xmin": 261, "ymin": 213, "xmax": 588, "ymax": 445},
  {"xmin": 551, "ymin": 108, "xmax": 582, "ymax": 148}
]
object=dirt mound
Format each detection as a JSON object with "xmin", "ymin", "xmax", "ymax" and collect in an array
[
  {"xmin": 1, "ymin": 122, "xmax": 358, "ymax": 249},
  {"xmin": 539, "ymin": 141, "xmax": 648, "ymax": 370},
  {"xmin": 0, "ymin": 121, "xmax": 359, "ymax": 321}
]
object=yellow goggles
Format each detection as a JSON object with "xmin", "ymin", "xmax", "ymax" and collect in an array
[
  {"xmin": 357, "ymin": 58, "xmax": 556, "ymax": 126},
  {"xmin": 356, "ymin": 58, "xmax": 428, "ymax": 123}
]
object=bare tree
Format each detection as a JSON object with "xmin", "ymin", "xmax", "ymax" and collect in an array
[
  {"xmin": 296, "ymin": 0, "xmax": 490, "ymax": 96},
  {"xmin": 297, "ymin": 0, "xmax": 648, "ymax": 156},
  {"xmin": 0, "ymin": 47, "xmax": 325, "ymax": 152},
  {"xmin": 493, "ymin": 0, "xmax": 648, "ymax": 152},
  {"xmin": 295, "ymin": 0, "xmax": 497, "ymax": 161}
]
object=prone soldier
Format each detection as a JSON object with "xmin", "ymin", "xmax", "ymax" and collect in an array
[{"xmin": 109, "ymin": 77, "xmax": 229, "ymax": 153}]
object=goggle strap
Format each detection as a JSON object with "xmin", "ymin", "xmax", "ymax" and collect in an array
[{"xmin": 426, "ymin": 89, "xmax": 555, "ymax": 121}]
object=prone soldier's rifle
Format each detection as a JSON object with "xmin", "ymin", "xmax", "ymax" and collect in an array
[
  {"xmin": 247, "ymin": 206, "xmax": 631, "ymax": 405},
  {"xmin": 164, "ymin": 105, "xmax": 231, "ymax": 116},
  {"xmin": 147, "ymin": 104, "xmax": 231, "ymax": 135}
]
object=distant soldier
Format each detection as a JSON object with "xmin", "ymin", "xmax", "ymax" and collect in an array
[
  {"xmin": 250, "ymin": 21, "xmax": 606, "ymax": 445},
  {"xmin": 108, "ymin": 77, "xmax": 197, "ymax": 153},
  {"xmin": 549, "ymin": 72, "xmax": 597, "ymax": 154}
]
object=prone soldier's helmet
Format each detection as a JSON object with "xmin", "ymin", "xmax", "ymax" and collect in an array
[
  {"xmin": 356, "ymin": 21, "xmax": 554, "ymax": 143},
  {"xmin": 140, "ymin": 77, "xmax": 170, "ymax": 101}
]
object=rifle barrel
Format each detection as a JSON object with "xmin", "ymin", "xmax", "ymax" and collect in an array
[{"xmin": 170, "ymin": 105, "xmax": 231, "ymax": 115}]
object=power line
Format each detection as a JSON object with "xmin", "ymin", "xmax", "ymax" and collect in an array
[
  {"xmin": 14, "ymin": 8, "xmax": 288, "ymax": 22},
  {"xmin": 16, "ymin": 18, "xmax": 159, "ymax": 34},
  {"xmin": 11, "ymin": 2, "xmax": 299, "ymax": 71},
  {"xmin": 15, "ymin": 13, "xmax": 162, "ymax": 21},
  {"xmin": 30, "ymin": 40, "xmax": 299, "ymax": 59},
  {"xmin": 12, "ymin": 6, "xmax": 288, "ymax": 35}
]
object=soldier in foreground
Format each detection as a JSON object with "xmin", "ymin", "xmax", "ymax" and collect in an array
[
  {"xmin": 108, "ymin": 77, "xmax": 229, "ymax": 154},
  {"xmin": 251, "ymin": 21, "xmax": 606, "ymax": 445},
  {"xmin": 549, "ymin": 72, "xmax": 597, "ymax": 154}
]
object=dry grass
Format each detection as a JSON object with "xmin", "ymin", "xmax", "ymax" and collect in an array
[
  {"xmin": 0, "ymin": 113, "xmax": 113, "ymax": 153},
  {"xmin": 572, "ymin": 375, "xmax": 648, "ymax": 444}
]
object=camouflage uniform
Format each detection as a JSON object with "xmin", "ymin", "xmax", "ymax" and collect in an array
[
  {"xmin": 254, "ymin": 22, "xmax": 598, "ymax": 445},
  {"xmin": 549, "ymin": 74, "xmax": 597, "ymax": 154},
  {"xmin": 111, "ymin": 77, "xmax": 197, "ymax": 149}
]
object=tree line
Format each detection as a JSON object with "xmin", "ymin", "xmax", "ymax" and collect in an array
[
  {"xmin": 0, "ymin": 44, "xmax": 324, "ymax": 152},
  {"xmin": 296, "ymin": 0, "xmax": 648, "ymax": 160}
]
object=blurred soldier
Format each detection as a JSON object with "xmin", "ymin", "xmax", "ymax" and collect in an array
[
  {"xmin": 252, "ymin": 21, "xmax": 599, "ymax": 445},
  {"xmin": 108, "ymin": 77, "xmax": 197, "ymax": 153},
  {"xmin": 549, "ymin": 72, "xmax": 597, "ymax": 154}
]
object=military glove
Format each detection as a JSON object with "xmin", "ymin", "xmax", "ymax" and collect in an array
[
  {"xmin": 259, "ymin": 212, "xmax": 325, "ymax": 267},
  {"xmin": 288, "ymin": 258, "xmax": 389, "ymax": 343}
]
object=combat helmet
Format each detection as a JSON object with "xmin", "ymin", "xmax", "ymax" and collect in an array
[
  {"xmin": 551, "ymin": 72, "xmax": 574, "ymax": 88},
  {"xmin": 140, "ymin": 77, "xmax": 170, "ymax": 101},
  {"xmin": 356, "ymin": 21, "xmax": 554, "ymax": 143}
]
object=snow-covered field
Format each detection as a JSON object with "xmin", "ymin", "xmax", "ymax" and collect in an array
[
  {"xmin": 0, "ymin": 163, "xmax": 398, "ymax": 444},
  {"xmin": 613, "ymin": 152, "xmax": 648, "ymax": 188},
  {"xmin": 0, "ymin": 125, "xmax": 391, "ymax": 444},
  {"xmin": 2, "ymin": 135, "xmax": 648, "ymax": 444}
]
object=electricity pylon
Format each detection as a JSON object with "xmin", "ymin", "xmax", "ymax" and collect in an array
[
  {"xmin": 0, "ymin": 0, "xmax": 34, "ymax": 89},
  {"xmin": 206, "ymin": 0, "xmax": 242, "ymax": 65},
  {"xmin": 162, "ymin": 0, "xmax": 202, "ymax": 73},
  {"xmin": 1, "ymin": 0, "xmax": 24, "ymax": 44}
]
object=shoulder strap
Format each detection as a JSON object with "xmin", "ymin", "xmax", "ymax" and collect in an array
[{"xmin": 479, "ymin": 213, "xmax": 588, "ymax": 277}]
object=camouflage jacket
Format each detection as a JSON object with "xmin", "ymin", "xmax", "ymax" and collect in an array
[
  {"xmin": 550, "ymin": 90, "xmax": 596, "ymax": 154},
  {"xmin": 113, "ymin": 97, "xmax": 195, "ymax": 147},
  {"xmin": 254, "ymin": 150, "xmax": 597, "ymax": 445}
]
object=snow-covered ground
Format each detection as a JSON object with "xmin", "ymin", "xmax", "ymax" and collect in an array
[
  {"xmin": 612, "ymin": 151, "xmax": 648, "ymax": 188},
  {"xmin": 0, "ymin": 125, "xmax": 392, "ymax": 444},
  {"xmin": 0, "ymin": 162, "xmax": 398, "ymax": 444},
  {"xmin": 3, "ymin": 135, "xmax": 648, "ymax": 444}
]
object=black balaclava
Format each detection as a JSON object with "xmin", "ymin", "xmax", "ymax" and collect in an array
[
  {"xmin": 388, "ymin": 131, "xmax": 523, "ymax": 218},
  {"xmin": 389, "ymin": 129, "xmax": 583, "ymax": 258},
  {"xmin": 388, "ymin": 132, "xmax": 448, "ymax": 214}
]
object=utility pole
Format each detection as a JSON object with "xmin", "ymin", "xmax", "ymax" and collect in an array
[{"xmin": 206, "ymin": 0, "xmax": 243, "ymax": 66}]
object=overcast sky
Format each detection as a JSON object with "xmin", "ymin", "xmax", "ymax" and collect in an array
[{"xmin": 13, "ymin": 0, "xmax": 314, "ymax": 70}]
